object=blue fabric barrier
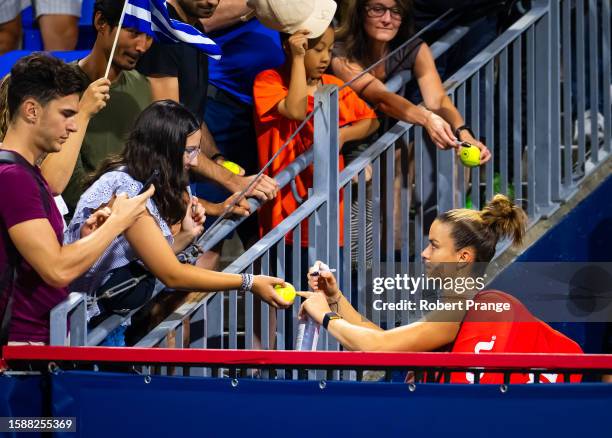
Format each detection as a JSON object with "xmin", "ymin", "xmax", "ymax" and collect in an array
[
  {"xmin": 47, "ymin": 371, "xmax": 612, "ymax": 438},
  {"xmin": 0, "ymin": 374, "xmax": 45, "ymax": 438},
  {"xmin": 0, "ymin": 50, "xmax": 89, "ymax": 78}
]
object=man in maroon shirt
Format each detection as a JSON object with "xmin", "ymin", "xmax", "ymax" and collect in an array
[{"xmin": 0, "ymin": 53, "xmax": 153, "ymax": 345}]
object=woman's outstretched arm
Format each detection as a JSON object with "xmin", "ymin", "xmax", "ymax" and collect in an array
[{"xmin": 124, "ymin": 213, "xmax": 291, "ymax": 308}]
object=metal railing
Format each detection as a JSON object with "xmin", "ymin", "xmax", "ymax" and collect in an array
[{"xmin": 50, "ymin": 0, "xmax": 611, "ymax": 353}]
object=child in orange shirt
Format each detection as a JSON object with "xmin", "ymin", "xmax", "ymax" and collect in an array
[{"xmin": 253, "ymin": 26, "xmax": 379, "ymax": 247}]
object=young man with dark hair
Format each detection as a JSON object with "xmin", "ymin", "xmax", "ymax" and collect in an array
[{"xmin": 0, "ymin": 53, "xmax": 152, "ymax": 345}]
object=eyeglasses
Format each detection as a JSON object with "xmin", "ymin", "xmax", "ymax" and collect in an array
[
  {"xmin": 184, "ymin": 146, "xmax": 200, "ymax": 160},
  {"xmin": 364, "ymin": 3, "xmax": 403, "ymax": 21}
]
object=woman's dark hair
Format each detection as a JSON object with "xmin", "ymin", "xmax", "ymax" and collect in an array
[
  {"xmin": 87, "ymin": 100, "xmax": 200, "ymax": 225},
  {"xmin": 336, "ymin": 0, "xmax": 415, "ymax": 67},
  {"xmin": 437, "ymin": 194, "xmax": 528, "ymax": 263}
]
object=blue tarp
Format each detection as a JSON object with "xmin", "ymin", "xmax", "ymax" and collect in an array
[
  {"xmin": 0, "ymin": 374, "xmax": 44, "ymax": 438},
  {"xmin": 0, "ymin": 50, "xmax": 89, "ymax": 78},
  {"xmin": 42, "ymin": 371, "xmax": 612, "ymax": 438}
]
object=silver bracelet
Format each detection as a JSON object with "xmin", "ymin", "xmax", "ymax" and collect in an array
[{"xmin": 240, "ymin": 273, "xmax": 254, "ymax": 292}]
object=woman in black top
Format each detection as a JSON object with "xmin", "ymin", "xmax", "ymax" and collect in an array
[{"xmin": 332, "ymin": 0, "xmax": 491, "ymax": 159}]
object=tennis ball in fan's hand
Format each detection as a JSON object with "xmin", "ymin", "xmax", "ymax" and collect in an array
[
  {"xmin": 274, "ymin": 283, "xmax": 296, "ymax": 303},
  {"xmin": 459, "ymin": 144, "xmax": 481, "ymax": 167},
  {"xmin": 221, "ymin": 160, "xmax": 241, "ymax": 175}
]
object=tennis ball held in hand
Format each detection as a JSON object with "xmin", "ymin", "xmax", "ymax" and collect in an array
[
  {"xmin": 274, "ymin": 283, "xmax": 296, "ymax": 303},
  {"xmin": 221, "ymin": 160, "xmax": 241, "ymax": 175},
  {"xmin": 459, "ymin": 143, "xmax": 481, "ymax": 167}
]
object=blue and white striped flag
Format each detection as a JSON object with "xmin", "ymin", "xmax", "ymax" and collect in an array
[{"xmin": 123, "ymin": 0, "xmax": 221, "ymax": 60}]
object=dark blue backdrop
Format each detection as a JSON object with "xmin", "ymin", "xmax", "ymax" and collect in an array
[{"xmin": 42, "ymin": 371, "xmax": 612, "ymax": 438}]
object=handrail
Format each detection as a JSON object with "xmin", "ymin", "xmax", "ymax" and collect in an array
[
  {"xmin": 86, "ymin": 287, "xmax": 165, "ymax": 346},
  {"xmin": 386, "ymin": 25, "xmax": 471, "ymax": 93},
  {"xmin": 196, "ymin": 149, "xmax": 314, "ymax": 253},
  {"xmin": 4, "ymin": 346, "xmax": 612, "ymax": 372},
  {"xmin": 134, "ymin": 294, "xmax": 210, "ymax": 348},
  {"xmin": 49, "ymin": 292, "xmax": 86, "ymax": 346},
  {"xmin": 442, "ymin": 3, "xmax": 548, "ymax": 96},
  {"xmin": 339, "ymin": 121, "xmax": 412, "ymax": 187},
  {"xmin": 224, "ymin": 196, "xmax": 325, "ymax": 273}
]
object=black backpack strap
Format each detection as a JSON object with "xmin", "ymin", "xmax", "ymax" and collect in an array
[
  {"xmin": 0, "ymin": 256, "xmax": 17, "ymax": 346},
  {"xmin": 0, "ymin": 150, "xmax": 52, "ymax": 345},
  {"xmin": 0, "ymin": 150, "xmax": 51, "ymax": 214}
]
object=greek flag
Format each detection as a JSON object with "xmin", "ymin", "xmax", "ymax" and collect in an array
[{"xmin": 123, "ymin": 0, "xmax": 221, "ymax": 59}]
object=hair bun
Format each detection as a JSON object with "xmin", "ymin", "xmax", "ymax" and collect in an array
[
  {"xmin": 484, "ymin": 194, "xmax": 514, "ymax": 218},
  {"xmin": 480, "ymin": 194, "xmax": 527, "ymax": 246}
]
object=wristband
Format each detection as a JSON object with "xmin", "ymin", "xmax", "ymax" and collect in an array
[
  {"xmin": 454, "ymin": 125, "xmax": 475, "ymax": 139},
  {"xmin": 239, "ymin": 273, "xmax": 254, "ymax": 292},
  {"xmin": 323, "ymin": 312, "xmax": 342, "ymax": 330}
]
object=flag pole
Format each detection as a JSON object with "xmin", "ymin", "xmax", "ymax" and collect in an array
[{"xmin": 104, "ymin": 0, "xmax": 129, "ymax": 79}]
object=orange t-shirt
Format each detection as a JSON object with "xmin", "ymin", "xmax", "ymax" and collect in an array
[{"xmin": 253, "ymin": 69, "xmax": 377, "ymax": 247}]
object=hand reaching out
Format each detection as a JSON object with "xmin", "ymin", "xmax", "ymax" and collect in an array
[
  {"xmin": 424, "ymin": 111, "xmax": 457, "ymax": 150},
  {"xmin": 251, "ymin": 275, "xmax": 293, "ymax": 309}
]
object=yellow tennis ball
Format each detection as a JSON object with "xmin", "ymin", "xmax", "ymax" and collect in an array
[
  {"xmin": 221, "ymin": 160, "xmax": 241, "ymax": 175},
  {"xmin": 274, "ymin": 283, "xmax": 296, "ymax": 303},
  {"xmin": 460, "ymin": 144, "xmax": 481, "ymax": 167}
]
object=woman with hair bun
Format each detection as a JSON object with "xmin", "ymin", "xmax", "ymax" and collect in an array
[{"xmin": 297, "ymin": 194, "xmax": 527, "ymax": 352}]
